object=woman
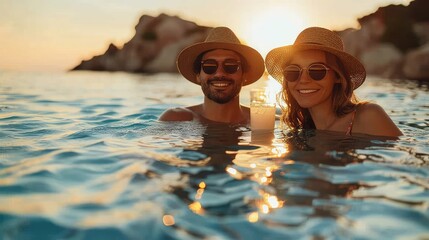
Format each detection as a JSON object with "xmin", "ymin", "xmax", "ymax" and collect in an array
[{"xmin": 265, "ymin": 27, "xmax": 402, "ymax": 137}]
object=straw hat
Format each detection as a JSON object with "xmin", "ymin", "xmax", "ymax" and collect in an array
[
  {"xmin": 265, "ymin": 27, "xmax": 366, "ymax": 89},
  {"xmin": 177, "ymin": 26, "xmax": 265, "ymax": 86}
]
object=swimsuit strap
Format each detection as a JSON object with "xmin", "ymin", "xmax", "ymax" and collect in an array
[{"xmin": 345, "ymin": 109, "xmax": 357, "ymax": 136}]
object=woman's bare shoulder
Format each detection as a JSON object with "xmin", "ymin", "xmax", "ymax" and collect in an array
[
  {"xmin": 354, "ymin": 103, "xmax": 402, "ymax": 137},
  {"xmin": 158, "ymin": 107, "xmax": 195, "ymax": 121},
  {"xmin": 358, "ymin": 102, "xmax": 386, "ymax": 116}
]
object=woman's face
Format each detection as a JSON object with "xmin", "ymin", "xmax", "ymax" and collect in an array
[{"xmin": 285, "ymin": 50, "xmax": 339, "ymax": 109}]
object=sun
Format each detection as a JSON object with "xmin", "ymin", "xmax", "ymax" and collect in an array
[
  {"xmin": 241, "ymin": 7, "xmax": 306, "ymax": 97},
  {"xmin": 243, "ymin": 8, "xmax": 306, "ymax": 58}
]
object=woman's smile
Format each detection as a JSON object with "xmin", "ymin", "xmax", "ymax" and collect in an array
[{"xmin": 297, "ymin": 89, "xmax": 319, "ymax": 94}]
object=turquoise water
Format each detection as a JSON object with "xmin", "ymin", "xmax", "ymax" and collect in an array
[{"xmin": 1, "ymin": 70, "xmax": 428, "ymax": 240}]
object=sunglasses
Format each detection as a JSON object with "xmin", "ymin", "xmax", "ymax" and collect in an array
[
  {"xmin": 283, "ymin": 63, "xmax": 332, "ymax": 82},
  {"xmin": 200, "ymin": 59, "xmax": 241, "ymax": 75}
]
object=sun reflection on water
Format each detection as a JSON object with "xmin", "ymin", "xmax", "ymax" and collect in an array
[
  {"xmin": 189, "ymin": 201, "xmax": 204, "ymax": 215},
  {"xmin": 248, "ymin": 212, "xmax": 259, "ymax": 223},
  {"xmin": 162, "ymin": 215, "xmax": 175, "ymax": 226},
  {"xmin": 188, "ymin": 181, "xmax": 207, "ymax": 214},
  {"xmin": 258, "ymin": 192, "xmax": 285, "ymax": 214}
]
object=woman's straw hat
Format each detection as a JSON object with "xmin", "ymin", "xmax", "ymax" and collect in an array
[
  {"xmin": 265, "ymin": 27, "xmax": 366, "ymax": 89},
  {"xmin": 177, "ymin": 26, "xmax": 265, "ymax": 86}
]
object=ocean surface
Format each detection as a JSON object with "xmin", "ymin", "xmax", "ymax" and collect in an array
[{"xmin": 0, "ymin": 70, "xmax": 428, "ymax": 240}]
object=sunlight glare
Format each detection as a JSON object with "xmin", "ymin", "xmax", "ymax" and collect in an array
[
  {"xmin": 242, "ymin": 7, "xmax": 304, "ymax": 97},
  {"xmin": 243, "ymin": 7, "xmax": 306, "ymax": 58},
  {"xmin": 248, "ymin": 212, "xmax": 259, "ymax": 222},
  {"xmin": 189, "ymin": 201, "xmax": 204, "ymax": 214},
  {"xmin": 162, "ymin": 215, "xmax": 175, "ymax": 226}
]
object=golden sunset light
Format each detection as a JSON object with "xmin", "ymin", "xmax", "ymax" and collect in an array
[
  {"xmin": 242, "ymin": 7, "xmax": 306, "ymax": 58},
  {"xmin": 1, "ymin": 1, "xmax": 426, "ymax": 238},
  {"xmin": 0, "ymin": 0, "xmax": 414, "ymax": 72}
]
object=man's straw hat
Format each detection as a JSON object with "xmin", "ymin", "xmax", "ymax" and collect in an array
[
  {"xmin": 265, "ymin": 27, "xmax": 366, "ymax": 89},
  {"xmin": 177, "ymin": 26, "xmax": 265, "ymax": 86}
]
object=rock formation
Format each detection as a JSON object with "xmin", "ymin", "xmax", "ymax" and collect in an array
[
  {"xmin": 72, "ymin": 14, "xmax": 211, "ymax": 73},
  {"xmin": 73, "ymin": 0, "xmax": 429, "ymax": 80},
  {"xmin": 337, "ymin": 0, "xmax": 429, "ymax": 80}
]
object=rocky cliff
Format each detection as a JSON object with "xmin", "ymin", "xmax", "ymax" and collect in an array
[
  {"xmin": 73, "ymin": 0, "xmax": 429, "ymax": 80},
  {"xmin": 72, "ymin": 14, "xmax": 211, "ymax": 73},
  {"xmin": 337, "ymin": 0, "xmax": 429, "ymax": 80}
]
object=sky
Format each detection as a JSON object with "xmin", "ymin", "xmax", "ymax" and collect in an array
[{"xmin": 0, "ymin": 0, "xmax": 413, "ymax": 72}]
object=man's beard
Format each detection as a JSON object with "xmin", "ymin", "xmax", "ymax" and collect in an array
[{"xmin": 201, "ymin": 76, "xmax": 242, "ymax": 104}]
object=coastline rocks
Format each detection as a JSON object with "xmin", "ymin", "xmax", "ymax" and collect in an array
[
  {"xmin": 72, "ymin": 14, "xmax": 210, "ymax": 73},
  {"xmin": 144, "ymin": 33, "xmax": 207, "ymax": 73},
  {"xmin": 338, "ymin": 0, "xmax": 429, "ymax": 80},
  {"xmin": 73, "ymin": 0, "xmax": 429, "ymax": 81},
  {"xmin": 340, "ymin": 18, "xmax": 385, "ymax": 58},
  {"xmin": 402, "ymin": 43, "xmax": 429, "ymax": 80},
  {"xmin": 360, "ymin": 44, "xmax": 403, "ymax": 79}
]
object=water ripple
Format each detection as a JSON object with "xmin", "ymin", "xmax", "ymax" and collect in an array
[{"xmin": 1, "ymin": 72, "xmax": 428, "ymax": 239}]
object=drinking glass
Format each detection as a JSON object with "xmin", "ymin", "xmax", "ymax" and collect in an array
[{"xmin": 250, "ymin": 88, "xmax": 276, "ymax": 131}]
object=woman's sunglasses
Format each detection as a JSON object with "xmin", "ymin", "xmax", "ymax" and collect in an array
[
  {"xmin": 201, "ymin": 59, "xmax": 241, "ymax": 75},
  {"xmin": 283, "ymin": 63, "xmax": 332, "ymax": 82}
]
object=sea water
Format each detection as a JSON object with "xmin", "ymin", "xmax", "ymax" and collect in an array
[{"xmin": 0, "ymin": 70, "xmax": 428, "ymax": 239}]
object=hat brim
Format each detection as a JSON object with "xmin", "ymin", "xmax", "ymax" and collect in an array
[
  {"xmin": 177, "ymin": 42, "xmax": 265, "ymax": 86},
  {"xmin": 265, "ymin": 44, "xmax": 366, "ymax": 89}
]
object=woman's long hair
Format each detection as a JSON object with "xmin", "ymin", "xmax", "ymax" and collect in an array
[{"xmin": 279, "ymin": 51, "xmax": 361, "ymax": 130}]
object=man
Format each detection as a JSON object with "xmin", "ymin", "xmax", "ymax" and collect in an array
[{"xmin": 158, "ymin": 26, "xmax": 265, "ymax": 124}]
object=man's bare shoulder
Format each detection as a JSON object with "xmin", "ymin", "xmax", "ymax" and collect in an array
[{"xmin": 158, "ymin": 107, "xmax": 195, "ymax": 121}]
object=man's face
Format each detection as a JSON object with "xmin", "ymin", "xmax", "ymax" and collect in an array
[{"xmin": 197, "ymin": 49, "xmax": 244, "ymax": 104}]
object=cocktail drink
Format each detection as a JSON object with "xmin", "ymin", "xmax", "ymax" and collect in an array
[{"xmin": 250, "ymin": 89, "xmax": 276, "ymax": 131}]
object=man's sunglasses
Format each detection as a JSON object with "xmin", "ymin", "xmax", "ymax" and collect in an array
[
  {"xmin": 200, "ymin": 59, "xmax": 241, "ymax": 75},
  {"xmin": 283, "ymin": 63, "xmax": 332, "ymax": 82}
]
